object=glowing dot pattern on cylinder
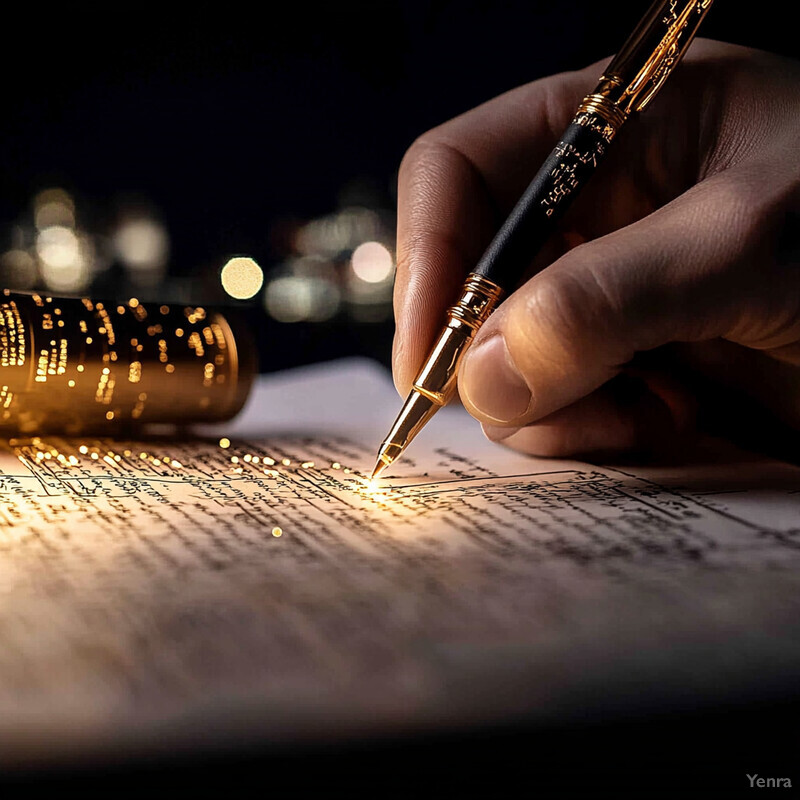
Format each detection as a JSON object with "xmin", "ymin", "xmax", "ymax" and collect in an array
[{"xmin": 0, "ymin": 292, "xmax": 252, "ymax": 433}]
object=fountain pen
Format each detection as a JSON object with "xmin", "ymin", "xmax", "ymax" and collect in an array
[{"xmin": 370, "ymin": 0, "xmax": 714, "ymax": 480}]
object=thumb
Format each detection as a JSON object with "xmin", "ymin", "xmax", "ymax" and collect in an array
[{"xmin": 457, "ymin": 167, "xmax": 799, "ymax": 427}]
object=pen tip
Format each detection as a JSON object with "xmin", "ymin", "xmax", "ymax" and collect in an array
[{"xmin": 370, "ymin": 442, "xmax": 404, "ymax": 481}]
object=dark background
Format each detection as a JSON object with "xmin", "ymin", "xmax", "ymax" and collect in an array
[{"xmin": 0, "ymin": 0, "xmax": 794, "ymax": 373}]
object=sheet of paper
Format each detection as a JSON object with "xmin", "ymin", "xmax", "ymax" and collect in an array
[{"xmin": 1, "ymin": 358, "xmax": 800, "ymax": 765}]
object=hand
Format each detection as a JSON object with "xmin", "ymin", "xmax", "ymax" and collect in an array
[{"xmin": 392, "ymin": 40, "xmax": 800, "ymax": 458}]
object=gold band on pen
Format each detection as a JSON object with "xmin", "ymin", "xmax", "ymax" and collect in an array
[
  {"xmin": 369, "ymin": 274, "xmax": 503, "ymax": 480},
  {"xmin": 577, "ymin": 90, "xmax": 629, "ymax": 130},
  {"xmin": 412, "ymin": 274, "xmax": 504, "ymax": 407}
]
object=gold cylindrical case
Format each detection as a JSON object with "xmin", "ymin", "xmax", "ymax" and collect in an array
[
  {"xmin": 0, "ymin": 290, "xmax": 256, "ymax": 434},
  {"xmin": 412, "ymin": 274, "xmax": 503, "ymax": 406}
]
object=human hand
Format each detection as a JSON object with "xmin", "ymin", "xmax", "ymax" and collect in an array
[{"xmin": 392, "ymin": 40, "xmax": 800, "ymax": 458}]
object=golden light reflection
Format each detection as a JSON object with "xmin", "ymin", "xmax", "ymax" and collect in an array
[
  {"xmin": 345, "ymin": 471, "xmax": 390, "ymax": 499},
  {"xmin": 220, "ymin": 257, "xmax": 264, "ymax": 300},
  {"xmin": 3, "ymin": 433, "xmax": 394, "ymax": 558},
  {"xmin": 363, "ymin": 478, "xmax": 383, "ymax": 495},
  {"xmin": 0, "ymin": 291, "xmax": 253, "ymax": 433}
]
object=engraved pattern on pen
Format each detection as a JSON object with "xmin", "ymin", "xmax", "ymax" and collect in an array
[{"xmin": 541, "ymin": 112, "xmax": 614, "ymax": 218}]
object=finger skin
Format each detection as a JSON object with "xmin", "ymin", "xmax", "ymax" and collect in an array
[
  {"xmin": 392, "ymin": 139, "xmax": 496, "ymax": 395},
  {"xmin": 458, "ymin": 165, "xmax": 800, "ymax": 429},
  {"xmin": 481, "ymin": 369, "xmax": 696, "ymax": 460},
  {"xmin": 393, "ymin": 41, "xmax": 800, "ymax": 455},
  {"xmin": 391, "ymin": 41, "xmax": 740, "ymax": 395},
  {"xmin": 392, "ymin": 64, "xmax": 611, "ymax": 395}
]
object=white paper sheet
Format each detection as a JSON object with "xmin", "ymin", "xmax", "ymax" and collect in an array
[{"xmin": 1, "ymin": 358, "xmax": 799, "ymax": 765}]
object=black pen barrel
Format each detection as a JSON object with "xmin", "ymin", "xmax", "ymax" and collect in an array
[
  {"xmin": 472, "ymin": 109, "xmax": 621, "ymax": 289},
  {"xmin": 373, "ymin": 1, "xmax": 714, "ymax": 477}
]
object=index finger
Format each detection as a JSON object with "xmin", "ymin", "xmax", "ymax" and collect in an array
[{"xmin": 392, "ymin": 69, "xmax": 592, "ymax": 396}]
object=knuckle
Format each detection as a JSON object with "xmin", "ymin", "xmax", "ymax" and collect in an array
[
  {"xmin": 709, "ymin": 169, "xmax": 786, "ymax": 249},
  {"xmin": 398, "ymin": 136, "xmax": 429, "ymax": 180},
  {"xmin": 510, "ymin": 269, "xmax": 606, "ymax": 367},
  {"xmin": 399, "ymin": 135, "xmax": 453, "ymax": 191},
  {"xmin": 716, "ymin": 175, "xmax": 763, "ymax": 226}
]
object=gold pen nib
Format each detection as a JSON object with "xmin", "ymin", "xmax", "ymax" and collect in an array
[
  {"xmin": 370, "ymin": 440, "xmax": 405, "ymax": 481},
  {"xmin": 370, "ymin": 390, "xmax": 439, "ymax": 479},
  {"xmin": 369, "ymin": 457, "xmax": 390, "ymax": 482},
  {"xmin": 370, "ymin": 274, "xmax": 504, "ymax": 478}
]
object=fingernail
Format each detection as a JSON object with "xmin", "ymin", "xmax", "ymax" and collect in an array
[{"xmin": 460, "ymin": 335, "xmax": 532, "ymax": 423}]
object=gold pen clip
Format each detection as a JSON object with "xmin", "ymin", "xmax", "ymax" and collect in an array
[{"xmin": 580, "ymin": 0, "xmax": 714, "ymax": 126}]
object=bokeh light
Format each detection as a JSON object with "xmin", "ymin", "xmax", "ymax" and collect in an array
[
  {"xmin": 35, "ymin": 226, "xmax": 94, "ymax": 292},
  {"xmin": 3, "ymin": 174, "xmax": 398, "ymax": 341},
  {"xmin": 36, "ymin": 226, "xmax": 80, "ymax": 269},
  {"xmin": 113, "ymin": 217, "xmax": 169, "ymax": 283},
  {"xmin": 351, "ymin": 241, "xmax": 393, "ymax": 284},
  {"xmin": 264, "ymin": 275, "xmax": 341, "ymax": 323},
  {"xmin": 295, "ymin": 207, "xmax": 385, "ymax": 257},
  {"xmin": 33, "ymin": 188, "xmax": 76, "ymax": 231},
  {"xmin": 220, "ymin": 256, "xmax": 264, "ymax": 300}
]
